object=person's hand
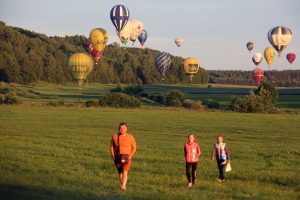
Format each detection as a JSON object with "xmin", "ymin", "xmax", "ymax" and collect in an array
[
  {"xmin": 112, "ymin": 156, "xmax": 115, "ymax": 161},
  {"xmin": 128, "ymin": 155, "xmax": 132, "ymax": 160},
  {"xmin": 211, "ymin": 157, "xmax": 214, "ymax": 161},
  {"xmin": 227, "ymin": 160, "xmax": 231, "ymax": 163}
]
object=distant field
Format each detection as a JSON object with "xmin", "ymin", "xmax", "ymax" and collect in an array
[
  {"xmin": 8, "ymin": 83, "xmax": 300, "ymax": 109},
  {"xmin": 0, "ymin": 106, "xmax": 299, "ymax": 200}
]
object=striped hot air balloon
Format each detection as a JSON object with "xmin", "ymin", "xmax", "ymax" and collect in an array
[
  {"xmin": 268, "ymin": 26, "xmax": 292, "ymax": 57},
  {"xmin": 155, "ymin": 52, "xmax": 172, "ymax": 78},
  {"xmin": 68, "ymin": 53, "xmax": 94, "ymax": 89},
  {"xmin": 110, "ymin": 5, "xmax": 130, "ymax": 32}
]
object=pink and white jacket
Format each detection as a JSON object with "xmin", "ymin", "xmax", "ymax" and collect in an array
[{"xmin": 184, "ymin": 142, "xmax": 201, "ymax": 163}]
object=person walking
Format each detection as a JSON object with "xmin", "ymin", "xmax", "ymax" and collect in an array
[
  {"xmin": 110, "ymin": 122, "xmax": 137, "ymax": 191},
  {"xmin": 211, "ymin": 134, "xmax": 230, "ymax": 182},
  {"xmin": 184, "ymin": 134, "xmax": 201, "ymax": 188}
]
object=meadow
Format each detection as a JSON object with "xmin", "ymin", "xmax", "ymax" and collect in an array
[
  {"xmin": 0, "ymin": 105, "xmax": 299, "ymax": 200},
  {"xmin": 10, "ymin": 82, "xmax": 300, "ymax": 109},
  {"xmin": 1, "ymin": 83, "xmax": 300, "ymax": 199}
]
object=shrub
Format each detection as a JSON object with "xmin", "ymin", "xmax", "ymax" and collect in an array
[
  {"xmin": 99, "ymin": 92, "xmax": 141, "ymax": 108},
  {"xmin": 203, "ymin": 99, "xmax": 220, "ymax": 109},
  {"xmin": 183, "ymin": 99, "xmax": 205, "ymax": 111},
  {"xmin": 166, "ymin": 90, "xmax": 183, "ymax": 107},
  {"xmin": 233, "ymin": 89, "xmax": 277, "ymax": 113},
  {"xmin": 182, "ymin": 99, "xmax": 194, "ymax": 109},
  {"xmin": 0, "ymin": 94, "xmax": 4, "ymax": 104},
  {"xmin": 153, "ymin": 95, "xmax": 166, "ymax": 104},
  {"xmin": 85, "ymin": 100, "xmax": 99, "ymax": 107},
  {"xmin": 255, "ymin": 82, "xmax": 278, "ymax": 104},
  {"xmin": 4, "ymin": 90, "xmax": 22, "ymax": 105}
]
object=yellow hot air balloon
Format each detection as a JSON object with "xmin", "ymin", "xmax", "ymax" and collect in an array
[
  {"xmin": 264, "ymin": 47, "xmax": 276, "ymax": 67},
  {"xmin": 89, "ymin": 28, "xmax": 108, "ymax": 53},
  {"xmin": 68, "ymin": 53, "xmax": 94, "ymax": 89},
  {"xmin": 183, "ymin": 57, "xmax": 200, "ymax": 82}
]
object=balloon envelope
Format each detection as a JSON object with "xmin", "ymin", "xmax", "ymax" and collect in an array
[
  {"xmin": 138, "ymin": 29, "xmax": 148, "ymax": 47},
  {"xmin": 175, "ymin": 38, "xmax": 184, "ymax": 47},
  {"xmin": 89, "ymin": 28, "xmax": 108, "ymax": 53},
  {"xmin": 68, "ymin": 53, "xmax": 94, "ymax": 88},
  {"xmin": 246, "ymin": 42, "xmax": 254, "ymax": 52},
  {"xmin": 117, "ymin": 21, "xmax": 132, "ymax": 45},
  {"xmin": 129, "ymin": 19, "xmax": 144, "ymax": 43},
  {"xmin": 110, "ymin": 5, "xmax": 130, "ymax": 32},
  {"xmin": 264, "ymin": 47, "xmax": 276, "ymax": 66},
  {"xmin": 183, "ymin": 57, "xmax": 200, "ymax": 81},
  {"xmin": 286, "ymin": 53, "xmax": 296, "ymax": 64},
  {"xmin": 253, "ymin": 68, "xmax": 264, "ymax": 85},
  {"xmin": 155, "ymin": 52, "xmax": 172, "ymax": 77},
  {"xmin": 252, "ymin": 53, "xmax": 262, "ymax": 66},
  {"xmin": 268, "ymin": 26, "xmax": 292, "ymax": 56}
]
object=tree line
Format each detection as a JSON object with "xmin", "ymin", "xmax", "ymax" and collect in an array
[
  {"xmin": 0, "ymin": 21, "xmax": 299, "ymax": 86},
  {"xmin": 0, "ymin": 21, "xmax": 207, "ymax": 85}
]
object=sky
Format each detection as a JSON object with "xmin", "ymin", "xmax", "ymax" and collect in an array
[{"xmin": 0, "ymin": 0, "xmax": 299, "ymax": 70}]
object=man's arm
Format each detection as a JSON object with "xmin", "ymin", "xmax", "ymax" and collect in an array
[
  {"xmin": 110, "ymin": 138, "xmax": 115, "ymax": 160},
  {"xmin": 129, "ymin": 136, "xmax": 137, "ymax": 160}
]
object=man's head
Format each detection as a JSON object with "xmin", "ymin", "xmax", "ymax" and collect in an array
[{"xmin": 119, "ymin": 122, "xmax": 128, "ymax": 135}]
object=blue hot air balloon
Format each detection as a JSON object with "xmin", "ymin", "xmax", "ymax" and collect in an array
[
  {"xmin": 138, "ymin": 30, "xmax": 148, "ymax": 47},
  {"xmin": 110, "ymin": 5, "xmax": 130, "ymax": 32},
  {"xmin": 155, "ymin": 52, "xmax": 172, "ymax": 78}
]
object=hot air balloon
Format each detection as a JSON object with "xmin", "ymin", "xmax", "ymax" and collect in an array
[
  {"xmin": 87, "ymin": 40, "xmax": 102, "ymax": 63},
  {"xmin": 138, "ymin": 30, "xmax": 148, "ymax": 47},
  {"xmin": 252, "ymin": 53, "xmax": 262, "ymax": 67},
  {"xmin": 116, "ymin": 20, "xmax": 132, "ymax": 46},
  {"xmin": 68, "ymin": 53, "xmax": 94, "ymax": 89},
  {"xmin": 268, "ymin": 26, "xmax": 292, "ymax": 57},
  {"xmin": 155, "ymin": 52, "xmax": 172, "ymax": 79},
  {"xmin": 110, "ymin": 5, "xmax": 130, "ymax": 32},
  {"xmin": 88, "ymin": 28, "xmax": 108, "ymax": 63},
  {"xmin": 253, "ymin": 67, "xmax": 264, "ymax": 85},
  {"xmin": 264, "ymin": 47, "xmax": 276, "ymax": 67},
  {"xmin": 183, "ymin": 57, "xmax": 200, "ymax": 82},
  {"xmin": 286, "ymin": 53, "xmax": 296, "ymax": 64},
  {"xmin": 246, "ymin": 42, "xmax": 254, "ymax": 52},
  {"xmin": 129, "ymin": 19, "xmax": 144, "ymax": 45},
  {"xmin": 175, "ymin": 38, "xmax": 184, "ymax": 47}
]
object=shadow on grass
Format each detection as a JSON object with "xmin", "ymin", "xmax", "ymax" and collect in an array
[{"xmin": 0, "ymin": 183, "xmax": 150, "ymax": 200}]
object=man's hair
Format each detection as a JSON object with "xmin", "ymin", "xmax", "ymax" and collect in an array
[
  {"xmin": 119, "ymin": 122, "xmax": 127, "ymax": 128},
  {"xmin": 217, "ymin": 134, "xmax": 224, "ymax": 139}
]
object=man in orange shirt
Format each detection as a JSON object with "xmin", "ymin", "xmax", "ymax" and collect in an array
[{"xmin": 110, "ymin": 122, "xmax": 137, "ymax": 191}]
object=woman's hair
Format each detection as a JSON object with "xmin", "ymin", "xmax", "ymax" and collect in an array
[
  {"xmin": 217, "ymin": 134, "xmax": 224, "ymax": 140},
  {"xmin": 119, "ymin": 122, "xmax": 127, "ymax": 129},
  {"xmin": 187, "ymin": 134, "xmax": 197, "ymax": 143}
]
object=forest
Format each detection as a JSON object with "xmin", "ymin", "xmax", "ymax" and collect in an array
[{"xmin": 1, "ymin": 21, "xmax": 299, "ymax": 86}]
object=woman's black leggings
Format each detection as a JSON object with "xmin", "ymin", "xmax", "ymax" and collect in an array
[
  {"xmin": 186, "ymin": 162, "xmax": 198, "ymax": 184},
  {"xmin": 217, "ymin": 159, "xmax": 225, "ymax": 180}
]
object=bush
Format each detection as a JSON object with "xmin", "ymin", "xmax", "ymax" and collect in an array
[
  {"xmin": 255, "ymin": 82, "xmax": 278, "ymax": 104},
  {"xmin": 166, "ymin": 90, "xmax": 183, "ymax": 107},
  {"xmin": 0, "ymin": 94, "xmax": 4, "ymax": 104},
  {"xmin": 99, "ymin": 92, "xmax": 141, "ymax": 108},
  {"xmin": 85, "ymin": 100, "xmax": 99, "ymax": 107},
  {"xmin": 183, "ymin": 99, "xmax": 205, "ymax": 111},
  {"xmin": 4, "ymin": 90, "xmax": 22, "ymax": 105},
  {"xmin": 233, "ymin": 89, "xmax": 277, "ymax": 113},
  {"xmin": 203, "ymin": 99, "xmax": 220, "ymax": 109}
]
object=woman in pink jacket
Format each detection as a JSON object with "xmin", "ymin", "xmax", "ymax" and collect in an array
[{"xmin": 184, "ymin": 134, "xmax": 201, "ymax": 188}]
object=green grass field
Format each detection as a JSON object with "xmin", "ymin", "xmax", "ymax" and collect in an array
[
  {"xmin": 8, "ymin": 82, "xmax": 300, "ymax": 109},
  {"xmin": 1, "ymin": 105, "xmax": 299, "ymax": 200}
]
